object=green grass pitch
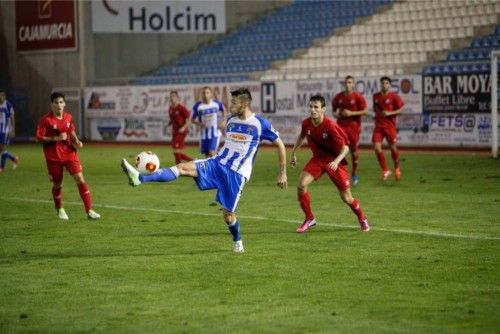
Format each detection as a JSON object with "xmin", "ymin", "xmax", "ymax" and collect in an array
[{"xmin": 0, "ymin": 143, "xmax": 499, "ymax": 333}]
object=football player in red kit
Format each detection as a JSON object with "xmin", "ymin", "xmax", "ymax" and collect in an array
[
  {"xmin": 372, "ymin": 76, "xmax": 404, "ymax": 181},
  {"xmin": 168, "ymin": 91, "xmax": 193, "ymax": 164},
  {"xmin": 35, "ymin": 92, "xmax": 100, "ymax": 220},
  {"xmin": 331, "ymin": 75, "xmax": 367, "ymax": 185},
  {"xmin": 291, "ymin": 95, "xmax": 369, "ymax": 233}
]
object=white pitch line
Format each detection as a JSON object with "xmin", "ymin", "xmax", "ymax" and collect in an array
[{"xmin": 3, "ymin": 197, "xmax": 500, "ymax": 241}]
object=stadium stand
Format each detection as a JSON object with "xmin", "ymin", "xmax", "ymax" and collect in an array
[
  {"xmin": 423, "ymin": 24, "xmax": 500, "ymax": 74},
  {"xmin": 261, "ymin": 0, "xmax": 500, "ymax": 80},
  {"xmin": 137, "ymin": 0, "xmax": 392, "ymax": 85}
]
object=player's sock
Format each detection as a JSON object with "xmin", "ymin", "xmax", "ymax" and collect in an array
[
  {"xmin": 391, "ymin": 149, "xmax": 400, "ymax": 169},
  {"xmin": 174, "ymin": 153, "xmax": 182, "ymax": 164},
  {"xmin": 52, "ymin": 186, "xmax": 62, "ymax": 209},
  {"xmin": 375, "ymin": 151, "xmax": 388, "ymax": 171},
  {"xmin": 0, "ymin": 152, "xmax": 7, "ymax": 169},
  {"xmin": 298, "ymin": 192, "xmax": 314, "ymax": 220},
  {"xmin": 77, "ymin": 183, "xmax": 92, "ymax": 212},
  {"xmin": 227, "ymin": 220, "xmax": 241, "ymax": 242},
  {"xmin": 139, "ymin": 166, "xmax": 180, "ymax": 183},
  {"xmin": 351, "ymin": 154, "xmax": 359, "ymax": 177},
  {"xmin": 348, "ymin": 198, "xmax": 366, "ymax": 222},
  {"xmin": 179, "ymin": 152, "xmax": 193, "ymax": 162}
]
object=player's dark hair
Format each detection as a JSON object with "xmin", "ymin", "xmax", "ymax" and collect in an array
[
  {"xmin": 380, "ymin": 76, "xmax": 392, "ymax": 83},
  {"xmin": 309, "ymin": 94, "xmax": 326, "ymax": 107},
  {"xmin": 345, "ymin": 75, "xmax": 354, "ymax": 81},
  {"xmin": 202, "ymin": 86, "xmax": 212, "ymax": 92},
  {"xmin": 231, "ymin": 88, "xmax": 252, "ymax": 102},
  {"xmin": 51, "ymin": 92, "xmax": 65, "ymax": 102},
  {"xmin": 0, "ymin": 88, "xmax": 5, "ymax": 93},
  {"xmin": 170, "ymin": 90, "xmax": 178, "ymax": 96}
]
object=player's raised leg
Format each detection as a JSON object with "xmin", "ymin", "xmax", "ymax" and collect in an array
[
  {"xmin": 296, "ymin": 170, "xmax": 317, "ymax": 233},
  {"xmin": 121, "ymin": 158, "xmax": 198, "ymax": 186}
]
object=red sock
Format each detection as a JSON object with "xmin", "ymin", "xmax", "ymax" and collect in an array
[
  {"xmin": 351, "ymin": 152, "xmax": 359, "ymax": 177},
  {"xmin": 174, "ymin": 152, "xmax": 193, "ymax": 164},
  {"xmin": 375, "ymin": 151, "xmax": 388, "ymax": 171},
  {"xmin": 298, "ymin": 192, "xmax": 314, "ymax": 220},
  {"xmin": 52, "ymin": 186, "xmax": 62, "ymax": 209},
  {"xmin": 391, "ymin": 149, "xmax": 400, "ymax": 169},
  {"xmin": 78, "ymin": 183, "xmax": 92, "ymax": 212},
  {"xmin": 349, "ymin": 198, "xmax": 366, "ymax": 222}
]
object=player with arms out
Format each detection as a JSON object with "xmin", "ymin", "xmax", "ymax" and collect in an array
[
  {"xmin": 35, "ymin": 92, "xmax": 100, "ymax": 220},
  {"xmin": 0, "ymin": 89, "xmax": 19, "ymax": 172},
  {"xmin": 372, "ymin": 76, "xmax": 404, "ymax": 181},
  {"xmin": 121, "ymin": 88, "xmax": 287, "ymax": 253},
  {"xmin": 168, "ymin": 90, "xmax": 193, "ymax": 164},
  {"xmin": 191, "ymin": 87, "xmax": 226, "ymax": 157},
  {"xmin": 331, "ymin": 75, "xmax": 367, "ymax": 185},
  {"xmin": 291, "ymin": 94, "xmax": 369, "ymax": 233}
]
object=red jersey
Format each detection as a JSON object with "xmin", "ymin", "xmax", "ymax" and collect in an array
[
  {"xmin": 168, "ymin": 103, "xmax": 190, "ymax": 134},
  {"xmin": 373, "ymin": 92, "xmax": 404, "ymax": 128},
  {"xmin": 35, "ymin": 112, "xmax": 78, "ymax": 162},
  {"xmin": 331, "ymin": 91, "xmax": 367, "ymax": 127},
  {"xmin": 301, "ymin": 116, "xmax": 349, "ymax": 165}
]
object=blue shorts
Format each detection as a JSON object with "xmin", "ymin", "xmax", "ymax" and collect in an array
[
  {"xmin": 0, "ymin": 133, "xmax": 10, "ymax": 146},
  {"xmin": 200, "ymin": 137, "xmax": 220, "ymax": 155},
  {"xmin": 194, "ymin": 158, "xmax": 246, "ymax": 213}
]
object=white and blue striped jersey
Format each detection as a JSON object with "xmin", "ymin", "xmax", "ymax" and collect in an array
[
  {"xmin": 0, "ymin": 100, "xmax": 14, "ymax": 134},
  {"xmin": 215, "ymin": 113, "xmax": 279, "ymax": 181},
  {"xmin": 192, "ymin": 99, "xmax": 224, "ymax": 140}
]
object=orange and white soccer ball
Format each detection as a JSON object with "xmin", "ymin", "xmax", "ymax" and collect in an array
[{"xmin": 135, "ymin": 151, "xmax": 160, "ymax": 174}]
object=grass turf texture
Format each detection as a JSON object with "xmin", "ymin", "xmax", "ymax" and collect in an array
[{"xmin": 0, "ymin": 144, "xmax": 499, "ymax": 333}]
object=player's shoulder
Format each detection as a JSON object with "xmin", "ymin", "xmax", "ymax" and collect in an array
[
  {"xmin": 192, "ymin": 101, "xmax": 202, "ymax": 109},
  {"xmin": 213, "ymin": 99, "xmax": 224, "ymax": 108}
]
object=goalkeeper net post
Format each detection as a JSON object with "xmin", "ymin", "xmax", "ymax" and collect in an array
[{"xmin": 492, "ymin": 50, "xmax": 500, "ymax": 158}]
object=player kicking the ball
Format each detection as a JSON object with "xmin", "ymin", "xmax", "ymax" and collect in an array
[
  {"xmin": 121, "ymin": 88, "xmax": 287, "ymax": 253},
  {"xmin": 290, "ymin": 95, "xmax": 369, "ymax": 233}
]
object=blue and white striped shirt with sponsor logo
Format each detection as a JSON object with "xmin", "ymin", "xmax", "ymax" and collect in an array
[
  {"xmin": 192, "ymin": 99, "xmax": 224, "ymax": 140},
  {"xmin": 0, "ymin": 100, "xmax": 14, "ymax": 134},
  {"xmin": 215, "ymin": 113, "xmax": 279, "ymax": 181}
]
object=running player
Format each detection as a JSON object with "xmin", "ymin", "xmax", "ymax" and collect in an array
[
  {"xmin": 168, "ymin": 90, "xmax": 193, "ymax": 164},
  {"xmin": 372, "ymin": 76, "xmax": 404, "ymax": 181},
  {"xmin": 35, "ymin": 92, "xmax": 100, "ymax": 220},
  {"xmin": 0, "ymin": 89, "xmax": 19, "ymax": 172},
  {"xmin": 291, "ymin": 94, "xmax": 369, "ymax": 233},
  {"xmin": 191, "ymin": 87, "xmax": 226, "ymax": 157},
  {"xmin": 121, "ymin": 88, "xmax": 287, "ymax": 253},
  {"xmin": 331, "ymin": 75, "xmax": 367, "ymax": 185}
]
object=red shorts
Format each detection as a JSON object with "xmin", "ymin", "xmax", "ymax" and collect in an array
[
  {"xmin": 372, "ymin": 126, "xmax": 397, "ymax": 145},
  {"xmin": 172, "ymin": 132, "xmax": 187, "ymax": 149},
  {"xmin": 303, "ymin": 157, "xmax": 350, "ymax": 191},
  {"xmin": 46, "ymin": 159, "xmax": 82, "ymax": 183},
  {"xmin": 338, "ymin": 123, "xmax": 360, "ymax": 151}
]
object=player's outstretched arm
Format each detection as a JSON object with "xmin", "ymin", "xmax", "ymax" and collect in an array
[{"xmin": 274, "ymin": 138, "xmax": 287, "ymax": 189}]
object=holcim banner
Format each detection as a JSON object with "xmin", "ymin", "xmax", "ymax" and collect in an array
[
  {"xmin": 15, "ymin": 0, "xmax": 77, "ymax": 52},
  {"xmin": 91, "ymin": 0, "xmax": 226, "ymax": 33}
]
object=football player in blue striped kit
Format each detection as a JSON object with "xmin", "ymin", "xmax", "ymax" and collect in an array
[
  {"xmin": 191, "ymin": 86, "xmax": 226, "ymax": 157},
  {"xmin": 121, "ymin": 88, "xmax": 288, "ymax": 253},
  {"xmin": 0, "ymin": 89, "xmax": 19, "ymax": 172}
]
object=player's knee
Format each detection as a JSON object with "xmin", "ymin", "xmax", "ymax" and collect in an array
[
  {"xmin": 340, "ymin": 191, "xmax": 353, "ymax": 204},
  {"xmin": 223, "ymin": 211, "xmax": 236, "ymax": 224}
]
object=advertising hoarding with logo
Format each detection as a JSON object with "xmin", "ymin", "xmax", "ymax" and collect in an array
[
  {"xmin": 423, "ymin": 73, "xmax": 491, "ymax": 113},
  {"xmin": 15, "ymin": 0, "xmax": 77, "ymax": 52},
  {"xmin": 91, "ymin": 0, "xmax": 226, "ymax": 33}
]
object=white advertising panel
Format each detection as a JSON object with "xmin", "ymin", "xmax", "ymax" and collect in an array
[{"xmin": 91, "ymin": 0, "xmax": 226, "ymax": 33}]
